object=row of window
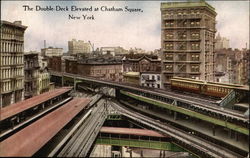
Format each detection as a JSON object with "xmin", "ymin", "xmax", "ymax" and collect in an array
[
  {"xmin": 165, "ymin": 20, "xmax": 201, "ymax": 27},
  {"xmin": 141, "ymin": 83, "xmax": 161, "ymax": 88},
  {"xmin": 24, "ymin": 61, "xmax": 39, "ymax": 69},
  {"xmin": 207, "ymin": 86, "xmax": 231, "ymax": 93},
  {"xmin": 1, "ymin": 80, "xmax": 23, "ymax": 92},
  {"xmin": 1, "ymin": 41, "xmax": 24, "ymax": 53},
  {"xmin": 172, "ymin": 81, "xmax": 200, "ymax": 89},
  {"xmin": 165, "ymin": 54, "xmax": 200, "ymax": 61},
  {"xmin": 164, "ymin": 9, "xmax": 202, "ymax": 16},
  {"xmin": 1, "ymin": 27, "xmax": 24, "ymax": 36},
  {"xmin": 141, "ymin": 75, "xmax": 161, "ymax": 81},
  {"xmin": 1, "ymin": 68, "xmax": 23, "ymax": 79},
  {"xmin": 1, "ymin": 33, "xmax": 24, "ymax": 41},
  {"xmin": 165, "ymin": 32, "xmax": 200, "ymax": 39},
  {"xmin": 165, "ymin": 64, "xmax": 200, "ymax": 72},
  {"xmin": 165, "ymin": 42, "xmax": 200, "ymax": 50},
  {"xmin": 1, "ymin": 55, "xmax": 23, "ymax": 65}
]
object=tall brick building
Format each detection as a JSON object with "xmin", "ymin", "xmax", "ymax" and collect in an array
[
  {"xmin": 0, "ymin": 21, "xmax": 27, "ymax": 107},
  {"xmin": 161, "ymin": 1, "xmax": 217, "ymax": 86}
]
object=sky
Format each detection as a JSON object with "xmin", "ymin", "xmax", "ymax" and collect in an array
[{"xmin": 1, "ymin": 1, "xmax": 249, "ymax": 52}]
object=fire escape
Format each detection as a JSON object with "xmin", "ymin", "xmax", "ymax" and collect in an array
[{"xmin": 176, "ymin": 17, "xmax": 188, "ymax": 77}]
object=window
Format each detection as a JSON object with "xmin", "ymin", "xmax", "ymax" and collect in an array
[
  {"xmin": 165, "ymin": 54, "xmax": 173, "ymax": 60},
  {"xmin": 191, "ymin": 65, "xmax": 200, "ymax": 72},
  {"xmin": 142, "ymin": 75, "xmax": 149, "ymax": 80},
  {"xmin": 191, "ymin": 43, "xmax": 200, "ymax": 50},
  {"xmin": 191, "ymin": 32, "xmax": 200, "ymax": 39},
  {"xmin": 165, "ymin": 64, "xmax": 173, "ymax": 71},
  {"xmin": 165, "ymin": 33, "xmax": 173, "ymax": 39},
  {"xmin": 190, "ymin": 20, "xmax": 200, "ymax": 27},
  {"xmin": 152, "ymin": 75, "xmax": 155, "ymax": 80},
  {"xmin": 165, "ymin": 43, "xmax": 173, "ymax": 50},
  {"xmin": 157, "ymin": 75, "xmax": 160, "ymax": 81},
  {"xmin": 191, "ymin": 54, "xmax": 199, "ymax": 61},
  {"xmin": 157, "ymin": 84, "xmax": 160, "ymax": 88},
  {"xmin": 166, "ymin": 21, "xmax": 174, "ymax": 27}
]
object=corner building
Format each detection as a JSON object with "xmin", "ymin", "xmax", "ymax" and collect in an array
[
  {"xmin": 161, "ymin": 1, "xmax": 217, "ymax": 86},
  {"xmin": 0, "ymin": 21, "xmax": 27, "ymax": 107}
]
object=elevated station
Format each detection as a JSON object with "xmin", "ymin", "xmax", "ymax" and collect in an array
[{"xmin": 0, "ymin": 98, "xmax": 91, "ymax": 157}]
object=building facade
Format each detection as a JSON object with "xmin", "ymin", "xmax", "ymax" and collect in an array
[
  {"xmin": 48, "ymin": 56, "xmax": 62, "ymax": 72},
  {"xmin": 140, "ymin": 72, "xmax": 162, "ymax": 89},
  {"xmin": 68, "ymin": 39, "xmax": 91, "ymax": 55},
  {"xmin": 38, "ymin": 69, "xmax": 50, "ymax": 94},
  {"xmin": 0, "ymin": 21, "xmax": 27, "ymax": 107},
  {"xmin": 77, "ymin": 62, "xmax": 123, "ymax": 82},
  {"xmin": 38, "ymin": 55, "xmax": 48, "ymax": 70},
  {"xmin": 214, "ymin": 33, "xmax": 230, "ymax": 50},
  {"xmin": 100, "ymin": 47, "xmax": 128, "ymax": 56},
  {"xmin": 41, "ymin": 47, "xmax": 63, "ymax": 57},
  {"xmin": 161, "ymin": 1, "xmax": 217, "ymax": 86},
  {"xmin": 24, "ymin": 52, "xmax": 40, "ymax": 99},
  {"xmin": 123, "ymin": 55, "xmax": 161, "ymax": 73}
]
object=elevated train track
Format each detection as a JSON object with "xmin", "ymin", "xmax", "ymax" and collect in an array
[
  {"xmin": 110, "ymin": 101, "xmax": 246, "ymax": 158},
  {"xmin": 50, "ymin": 71, "xmax": 249, "ymax": 125}
]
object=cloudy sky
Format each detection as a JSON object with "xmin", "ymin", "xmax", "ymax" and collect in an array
[{"xmin": 1, "ymin": 1, "xmax": 249, "ymax": 52}]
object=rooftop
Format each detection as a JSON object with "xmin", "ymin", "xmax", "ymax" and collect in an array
[
  {"xmin": 161, "ymin": 1, "xmax": 216, "ymax": 15},
  {"xmin": 1, "ymin": 20, "xmax": 27, "ymax": 29}
]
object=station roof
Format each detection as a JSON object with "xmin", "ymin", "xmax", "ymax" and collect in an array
[
  {"xmin": 0, "ymin": 98, "xmax": 91, "ymax": 157},
  {"xmin": 100, "ymin": 127, "xmax": 168, "ymax": 138},
  {"xmin": 0, "ymin": 87, "xmax": 72, "ymax": 121}
]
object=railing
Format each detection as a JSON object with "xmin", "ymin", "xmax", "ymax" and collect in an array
[{"xmin": 219, "ymin": 90, "xmax": 236, "ymax": 107}]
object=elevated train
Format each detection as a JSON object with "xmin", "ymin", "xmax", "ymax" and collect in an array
[{"xmin": 170, "ymin": 77, "xmax": 249, "ymax": 98}]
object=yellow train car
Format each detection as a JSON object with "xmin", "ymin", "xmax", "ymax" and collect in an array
[{"xmin": 170, "ymin": 77, "xmax": 248, "ymax": 98}]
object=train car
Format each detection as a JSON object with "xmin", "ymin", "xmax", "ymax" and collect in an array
[
  {"xmin": 204, "ymin": 83, "xmax": 233, "ymax": 98},
  {"xmin": 170, "ymin": 77, "xmax": 203, "ymax": 94},
  {"xmin": 170, "ymin": 77, "xmax": 248, "ymax": 98}
]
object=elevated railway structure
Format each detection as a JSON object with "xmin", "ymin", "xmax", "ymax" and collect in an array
[
  {"xmin": 50, "ymin": 71, "xmax": 249, "ymax": 135},
  {"xmin": 96, "ymin": 127, "xmax": 186, "ymax": 152},
  {"xmin": 0, "ymin": 87, "xmax": 72, "ymax": 140},
  {"xmin": 110, "ymin": 101, "xmax": 247, "ymax": 158},
  {"xmin": 0, "ymin": 98, "xmax": 91, "ymax": 157},
  {"xmin": 51, "ymin": 98, "xmax": 109, "ymax": 157}
]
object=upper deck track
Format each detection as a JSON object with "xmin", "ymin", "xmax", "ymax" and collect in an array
[{"xmin": 50, "ymin": 71, "xmax": 248, "ymax": 122}]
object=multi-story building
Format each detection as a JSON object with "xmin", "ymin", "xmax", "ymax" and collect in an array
[
  {"xmin": 38, "ymin": 69, "xmax": 50, "ymax": 94},
  {"xmin": 0, "ymin": 21, "xmax": 27, "ymax": 107},
  {"xmin": 68, "ymin": 39, "xmax": 91, "ymax": 55},
  {"xmin": 77, "ymin": 59, "xmax": 123, "ymax": 82},
  {"xmin": 41, "ymin": 47, "xmax": 63, "ymax": 57},
  {"xmin": 48, "ymin": 56, "xmax": 62, "ymax": 72},
  {"xmin": 214, "ymin": 33, "xmax": 230, "ymax": 50},
  {"xmin": 123, "ymin": 54, "xmax": 161, "ymax": 73},
  {"xmin": 38, "ymin": 54, "xmax": 48, "ymax": 70},
  {"xmin": 24, "ymin": 52, "xmax": 40, "ymax": 99},
  {"xmin": 140, "ymin": 72, "xmax": 162, "ymax": 88},
  {"xmin": 100, "ymin": 47, "xmax": 128, "ymax": 56},
  {"xmin": 161, "ymin": 1, "xmax": 217, "ymax": 86}
]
